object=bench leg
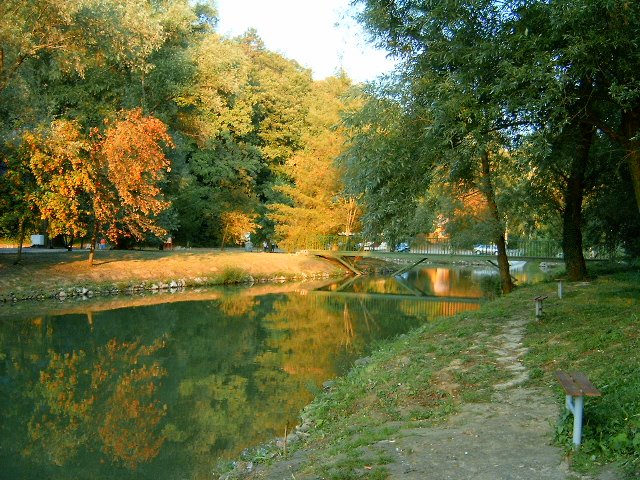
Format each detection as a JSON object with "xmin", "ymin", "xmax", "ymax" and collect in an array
[
  {"xmin": 565, "ymin": 394, "xmax": 584, "ymax": 447},
  {"xmin": 535, "ymin": 300, "xmax": 543, "ymax": 318}
]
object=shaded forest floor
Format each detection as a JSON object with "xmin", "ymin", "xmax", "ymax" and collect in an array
[{"xmin": 221, "ymin": 267, "xmax": 638, "ymax": 480}]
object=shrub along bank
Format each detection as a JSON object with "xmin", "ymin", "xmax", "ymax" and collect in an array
[{"xmin": 222, "ymin": 264, "xmax": 639, "ymax": 479}]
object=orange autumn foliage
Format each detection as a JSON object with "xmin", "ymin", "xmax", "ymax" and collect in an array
[
  {"xmin": 94, "ymin": 109, "xmax": 174, "ymax": 241},
  {"xmin": 26, "ymin": 120, "xmax": 94, "ymax": 239},
  {"xmin": 29, "ymin": 337, "xmax": 168, "ymax": 469},
  {"xmin": 25, "ymin": 109, "xmax": 174, "ymax": 247}
]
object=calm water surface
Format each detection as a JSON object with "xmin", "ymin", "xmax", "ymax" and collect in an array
[{"xmin": 0, "ymin": 263, "xmax": 547, "ymax": 479}]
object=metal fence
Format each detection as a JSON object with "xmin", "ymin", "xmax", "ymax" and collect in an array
[{"xmin": 290, "ymin": 235, "xmax": 613, "ymax": 260}]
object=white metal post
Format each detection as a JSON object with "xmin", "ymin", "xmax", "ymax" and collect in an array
[
  {"xmin": 566, "ymin": 394, "xmax": 585, "ymax": 447},
  {"xmin": 572, "ymin": 395, "xmax": 584, "ymax": 447},
  {"xmin": 535, "ymin": 299, "xmax": 543, "ymax": 318}
]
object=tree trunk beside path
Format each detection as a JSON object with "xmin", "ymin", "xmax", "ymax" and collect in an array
[{"xmin": 480, "ymin": 150, "xmax": 513, "ymax": 294}]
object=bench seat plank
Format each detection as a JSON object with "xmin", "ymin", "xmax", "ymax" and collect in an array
[{"xmin": 556, "ymin": 371, "xmax": 601, "ymax": 397}]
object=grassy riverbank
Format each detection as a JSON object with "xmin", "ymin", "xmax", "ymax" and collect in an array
[
  {"xmin": 525, "ymin": 266, "xmax": 640, "ymax": 474},
  {"xmin": 223, "ymin": 263, "xmax": 639, "ymax": 479},
  {"xmin": 0, "ymin": 249, "xmax": 344, "ymax": 302}
]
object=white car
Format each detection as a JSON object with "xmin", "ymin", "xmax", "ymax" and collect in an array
[
  {"xmin": 375, "ymin": 242, "xmax": 389, "ymax": 251},
  {"xmin": 473, "ymin": 244, "xmax": 498, "ymax": 255},
  {"xmin": 362, "ymin": 241, "xmax": 374, "ymax": 250},
  {"xmin": 360, "ymin": 241, "xmax": 388, "ymax": 251}
]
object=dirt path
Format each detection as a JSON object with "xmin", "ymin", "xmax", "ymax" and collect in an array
[
  {"xmin": 372, "ymin": 317, "xmax": 576, "ymax": 479},
  {"xmin": 239, "ymin": 316, "xmax": 619, "ymax": 480}
]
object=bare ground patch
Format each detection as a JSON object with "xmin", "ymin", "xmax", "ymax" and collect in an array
[{"xmin": 0, "ymin": 249, "xmax": 343, "ymax": 300}]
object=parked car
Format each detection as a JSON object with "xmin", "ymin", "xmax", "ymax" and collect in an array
[
  {"xmin": 358, "ymin": 241, "xmax": 388, "ymax": 251},
  {"xmin": 375, "ymin": 242, "xmax": 389, "ymax": 251},
  {"xmin": 473, "ymin": 244, "xmax": 498, "ymax": 255},
  {"xmin": 395, "ymin": 242, "xmax": 410, "ymax": 253}
]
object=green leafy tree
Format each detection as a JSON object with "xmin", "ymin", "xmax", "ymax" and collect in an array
[
  {"xmin": 171, "ymin": 30, "xmax": 260, "ymax": 245},
  {"xmin": 350, "ymin": 1, "xmax": 520, "ymax": 291},
  {"xmin": 351, "ymin": 0, "xmax": 640, "ymax": 284},
  {"xmin": 340, "ymin": 84, "xmax": 426, "ymax": 243},
  {"xmin": 499, "ymin": 0, "xmax": 640, "ymax": 275},
  {"xmin": 240, "ymin": 31, "xmax": 313, "ymax": 242},
  {"xmin": 0, "ymin": 0, "xmax": 166, "ymax": 94},
  {"xmin": 171, "ymin": 29, "xmax": 313, "ymax": 246},
  {"xmin": 0, "ymin": 141, "xmax": 40, "ymax": 263},
  {"xmin": 541, "ymin": 0, "xmax": 640, "ymax": 215},
  {"xmin": 174, "ymin": 137, "xmax": 261, "ymax": 246}
]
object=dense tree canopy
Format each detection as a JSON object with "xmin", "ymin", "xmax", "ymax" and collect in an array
[
  {"xmin": 1, "ymin": 0, "xmax": 638, "ymax": 276},
  {"xmin": 0, "ymin": 0, "xmax": 361, "ymax": 255},
  {"xmin": 341, "ymin": 0, "xmax": 640, "ymax": 283}
]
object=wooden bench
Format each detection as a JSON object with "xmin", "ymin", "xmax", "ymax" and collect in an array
[
  {"xmin": 555, "ymin": 371, "xmax": 601, "ymax": 447},
  {"xmin": 533, "ymin": 295, "xmax": 548, "ymax": 318}
]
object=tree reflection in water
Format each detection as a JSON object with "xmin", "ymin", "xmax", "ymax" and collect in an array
[
  {"xmin": 0, "ymin": 267, "xmax": 492, "ymax": 479},
  {"xmin": 28, "ymin": 337, "xmax": 167, "ymax": 469}
]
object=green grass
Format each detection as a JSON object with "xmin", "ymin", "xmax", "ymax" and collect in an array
[
  {"xmin": 523, "ymin": 268, "xmax": 640, "ymax": 475},
  {"xmin": 216, "ymin": 267, "xmax": 254, "ymax": 284}
]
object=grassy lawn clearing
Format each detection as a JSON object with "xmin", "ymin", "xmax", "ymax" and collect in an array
[
  {"xmin": 0, "ymin": 249, "xmax": 343, "ymax": 301},
  {"xmin": 524, "ymin": 266, "xmax": 640, "ymax": 475}
]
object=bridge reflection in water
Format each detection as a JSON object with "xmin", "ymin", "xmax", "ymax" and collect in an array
[
  {"xmin": 311, "ymin": 266, "xmax": 488, "ymax": 323},
  {"xmin": 310, "ymin": 290, "xmax": 481, "ymax": 320}
]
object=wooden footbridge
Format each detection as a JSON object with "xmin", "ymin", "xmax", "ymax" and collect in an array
[
  {"xmin": 310, "ymin": 249, "xmax": 569, "ymax": 269},
  {"xmin": 312, "ymin": 251, "xmax": 365, "ymax": 275}
]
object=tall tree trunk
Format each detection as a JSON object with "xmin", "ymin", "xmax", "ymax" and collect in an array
[
  {"xmin": 479, "ymin": 150, "xmax": 513, "ymax": 294},
  {"xmin": 621, "ymin": 109, "xmax": 640, "ymax": 215},
  {"xmin": 628, "ymin": 151, "xmax": 640, "ymax": 215},
  {"xmin": 562, "ymin": 122, "xmax": 593, "ymax": 281},
  {"xmin": 345, "ymin": 197, "xmax": 358, "ymax": 236},
  {"xmin": 13, "ymin": 216, "xmax": 25, "ymax": 265},
  {"xmin": 88, "ymin": 223, "xmax": 98, "ymax": 267},
  {"xmin": 220, "ymin": 224, "xmax": 227, "ymax": 251}
]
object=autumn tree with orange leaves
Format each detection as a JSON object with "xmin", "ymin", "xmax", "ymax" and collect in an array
[{"xmin": 26, "ymin": 109, "xmax": 174, "ymax": 265}]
